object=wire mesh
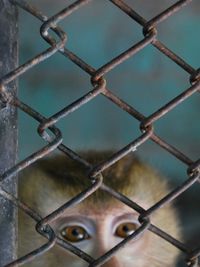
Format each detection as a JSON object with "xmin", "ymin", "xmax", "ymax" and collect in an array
[{"xmin": 0, "ymin": 0, "xmax": 199, "ymax": 266}]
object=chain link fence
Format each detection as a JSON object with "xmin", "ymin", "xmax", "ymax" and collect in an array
[{"xmin": 0, "ymin": 0, "xmax": 199, "ymax": 266}]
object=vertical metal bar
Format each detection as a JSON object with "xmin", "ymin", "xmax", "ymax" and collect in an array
[{"xmin": 0, "ymin": 1, "xmax": 18, "ymax": 266}]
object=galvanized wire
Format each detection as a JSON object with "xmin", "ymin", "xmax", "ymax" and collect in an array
[{"xmin": 0, "ymin": 0, "xmax": 199, "ymax": 266}]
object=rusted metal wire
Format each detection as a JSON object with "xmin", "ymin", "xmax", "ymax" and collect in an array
[{"xmin": 0, "ymin": 0, "xmax": 199, "ymax": 266}]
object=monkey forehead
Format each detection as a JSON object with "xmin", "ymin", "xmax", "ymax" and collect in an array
[
  {"xmin": 35, "ymin": 185, "xmax": 148, "ymax": 217},
  {"xmin": 59, "ymin": 200, "xmax": 141, "ymax": 218}
]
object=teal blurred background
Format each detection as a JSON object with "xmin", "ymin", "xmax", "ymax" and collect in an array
[{"xmin": 18, "ymin": 0, "xmax": 199, "ymax": 254}]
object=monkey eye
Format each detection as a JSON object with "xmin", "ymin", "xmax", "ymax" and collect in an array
[
  {"xmin": 115, "ymin": 222, "xmax": 138, "ymax": 238},
  {"xmin": 60, "ymin": 225, "xmax": 90, "ymax": 242}
]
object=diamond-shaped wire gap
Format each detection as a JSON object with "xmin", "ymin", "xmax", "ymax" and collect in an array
[
  {"xmin": 104, "ymin": 44, "xmax": 192, "ymax": 115},
  {"xmin": 152, "ymin": 3, "xmax": 200, "ymax": 68},
  {"xmin": 149, "ymin": 93, "xmax": 200, "ymax": 161},
  {"xmin": 18, "ymin": 55, "xmax": 91, "ymax": 115},
  {"xmin": 129, "ymin": 138, "xmax": 188, "ymax": 184},
  {"xmin": 54, "ymin": 94, "xmax": 142, "ymax": 151},
  {"xmin": 56, "ymin": 0, "xmax": 147, "ymax": 68}
]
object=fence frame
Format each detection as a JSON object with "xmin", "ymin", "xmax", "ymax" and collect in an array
[{"xmin": 0, "ymin": 1, "xmax": 18, "ymax": 265}]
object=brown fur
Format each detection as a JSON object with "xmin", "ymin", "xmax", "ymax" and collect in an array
[{"xmin": 19, "ymin": 151, "xmax": 169, "ymax": 208}]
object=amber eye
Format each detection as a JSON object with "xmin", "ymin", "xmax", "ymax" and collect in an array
[
  {"xmin": 60, "ymin": 225, "xmax": 90, "ymax": 242},
  {"xmin": 115, "ymin": 222, "xmax": 138, "ymax": 238}
]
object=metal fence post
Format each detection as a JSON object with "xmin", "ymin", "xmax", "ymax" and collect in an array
[{"xmin": 0, "ymin": 1, "xmax": 18, "ymax": 265}]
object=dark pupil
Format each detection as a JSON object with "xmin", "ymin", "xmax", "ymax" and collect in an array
[
  {"xmin": 122, "ymin": 225, "xmax": 130, "ymax": 233},
  {"xmin": 72, "ymin": 228, "xmax": 80, "ymax": 237}
]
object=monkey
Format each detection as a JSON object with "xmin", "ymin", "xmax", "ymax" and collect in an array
[{"xmin": 18, "ymin": 151, "xmax": 181, "ymax": 267}]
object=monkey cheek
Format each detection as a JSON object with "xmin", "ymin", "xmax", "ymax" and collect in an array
[
  {"xmin": 52, "ymin": 245, "xmax": 89, "ymax": 267},
  {"xmin": 122, "ymin": 231, "xmax": 150, "ymax": 255}
]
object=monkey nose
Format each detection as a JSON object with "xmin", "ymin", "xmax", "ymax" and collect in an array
[{"xmin": 100, "ymin": 256, "xmax": 122, "ymax": 267}]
